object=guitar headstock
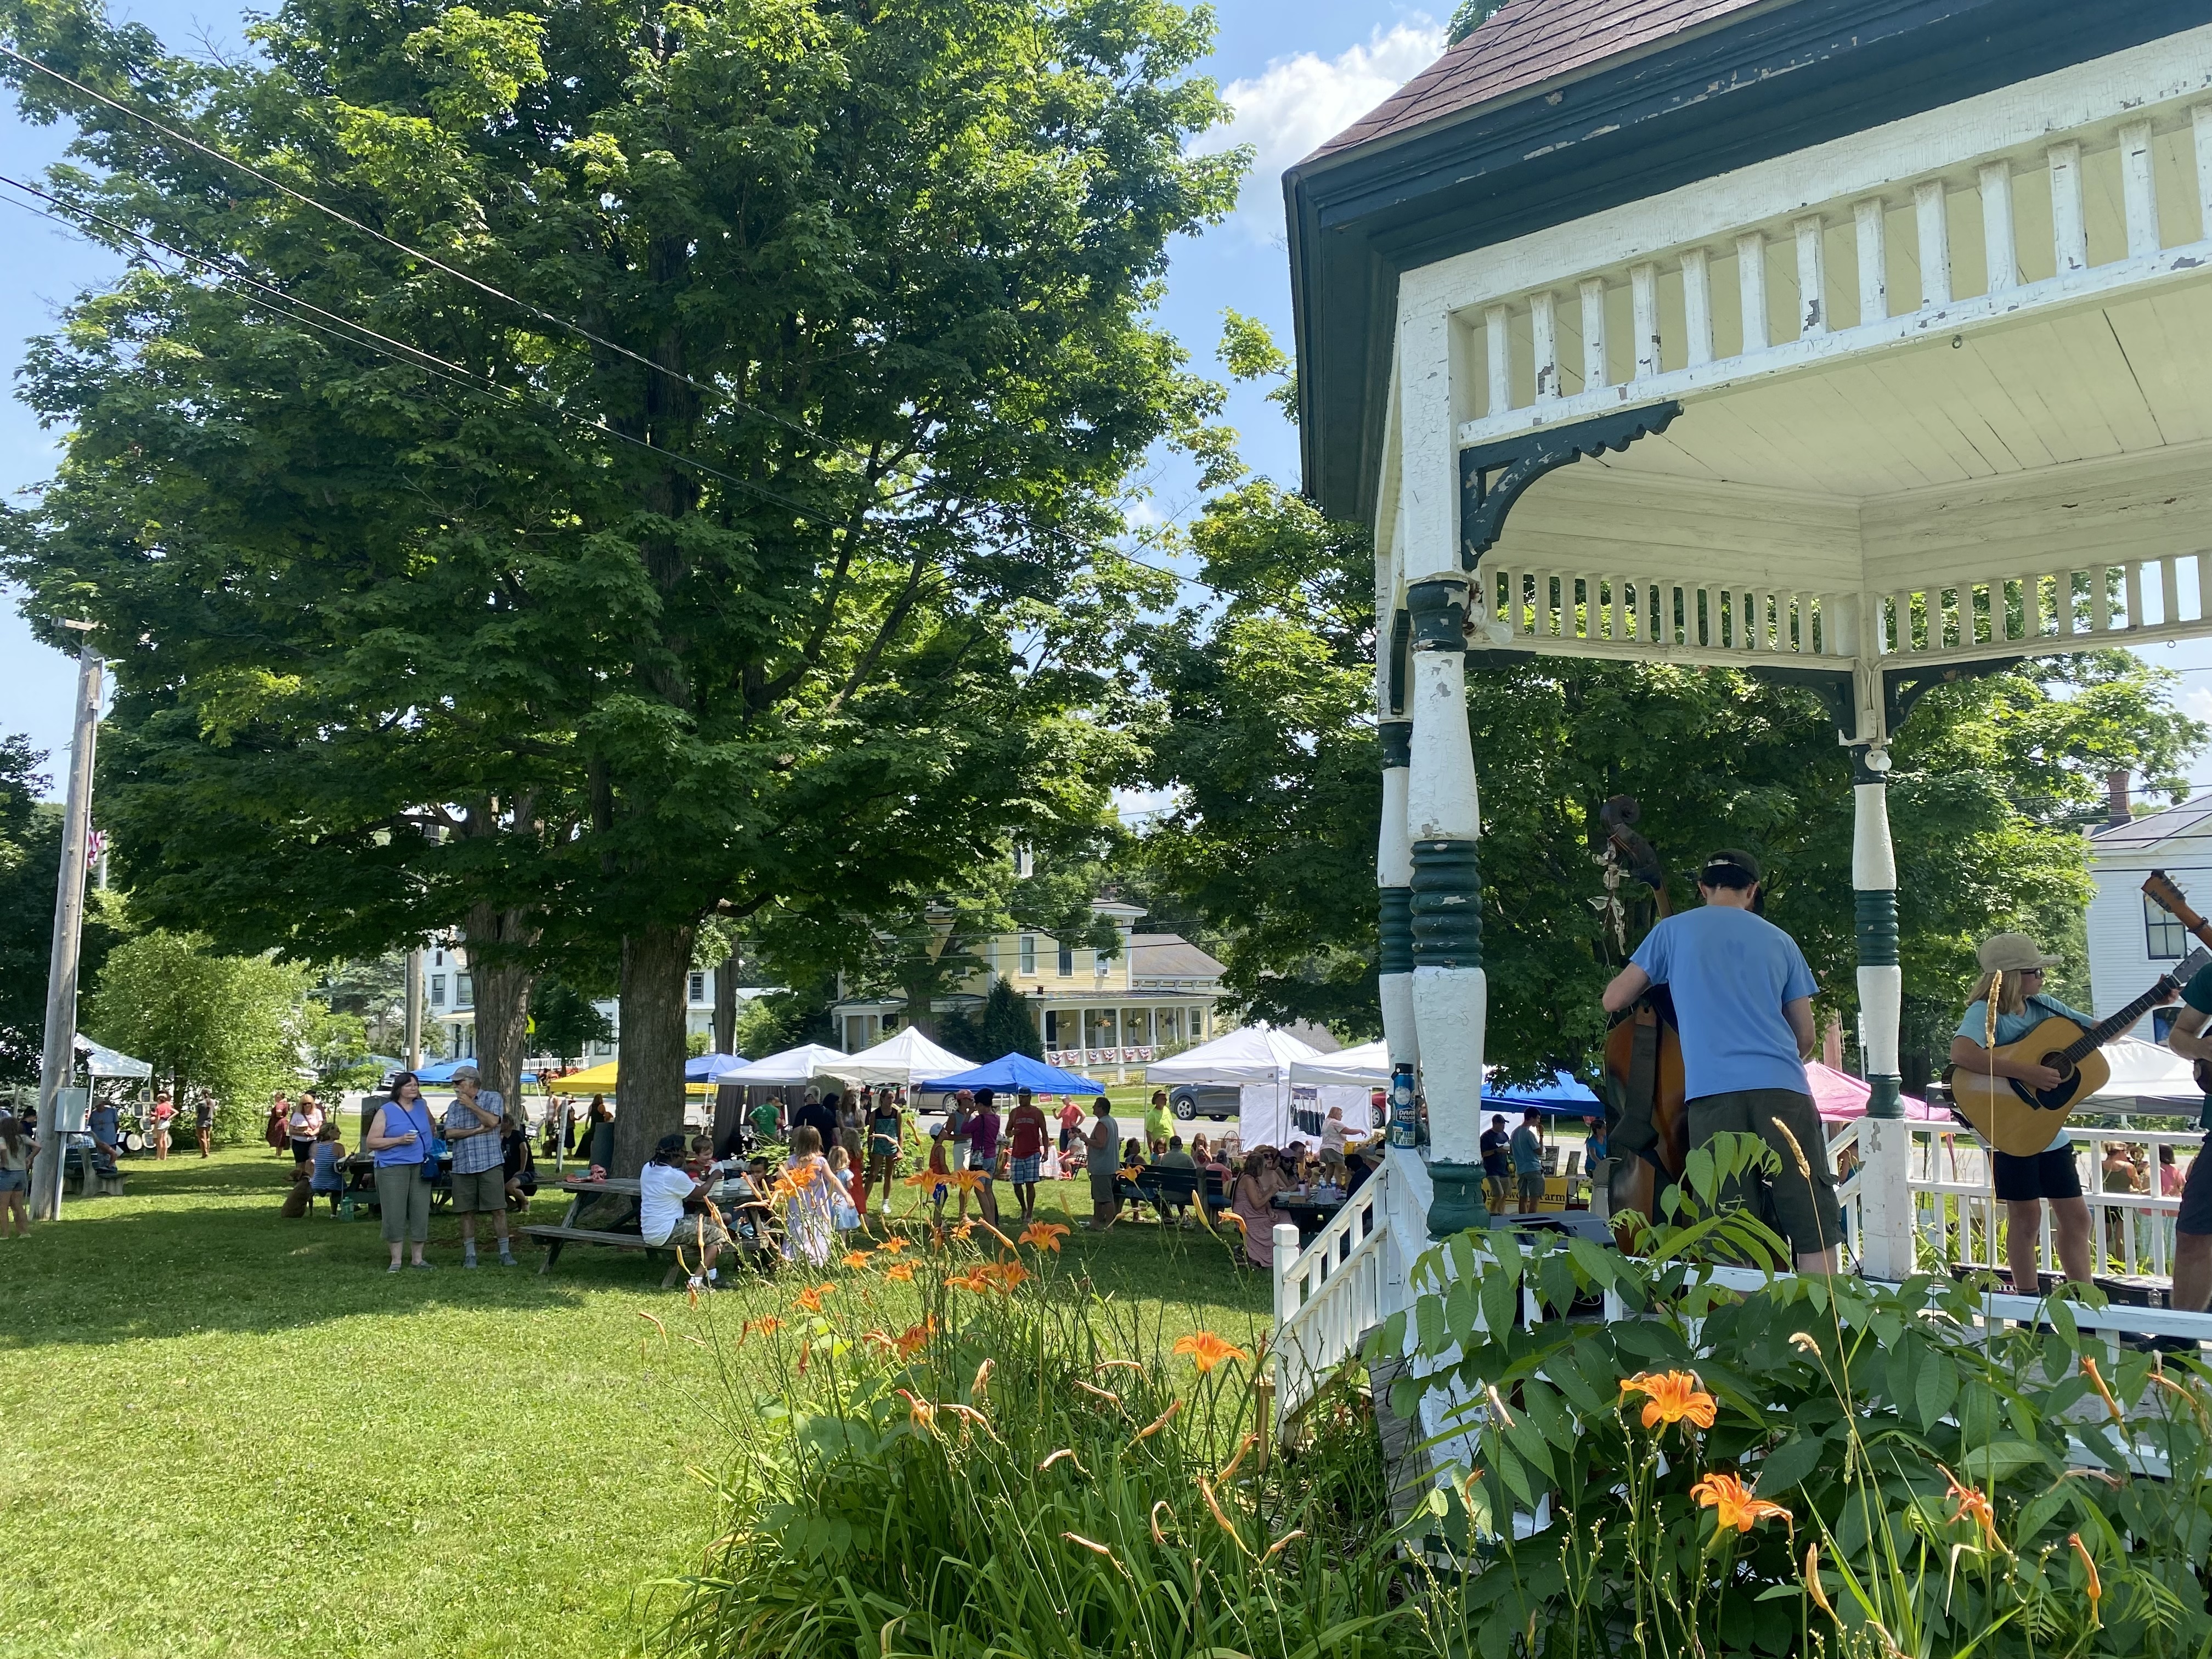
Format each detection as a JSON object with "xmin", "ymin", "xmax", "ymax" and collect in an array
[
  {"xmin": 2145, "ymin": 868, "xmax": 2208, "ymax": 930},
  {"xmin": 2174, "ymin": 946, "xmax": 2212, "ymax": 991}
]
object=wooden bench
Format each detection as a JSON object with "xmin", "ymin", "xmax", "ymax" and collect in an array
[{"xmin": 521, "ymin": 1222, "xmax": 670, "ymax": 1275}]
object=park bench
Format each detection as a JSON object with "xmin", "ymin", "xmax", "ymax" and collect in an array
[{"xmin": 1121, "ymin": 1164, "xmax": 1229, "ymax": 1224}]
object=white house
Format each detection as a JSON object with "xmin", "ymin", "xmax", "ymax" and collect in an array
[
  {"xmin": 2087, "ymin": 797, "xmax": 2212, "ymax": 1034},
  {"xmin": 426, "ymin": 943, "xmax": 733, "ymax": 1060}
]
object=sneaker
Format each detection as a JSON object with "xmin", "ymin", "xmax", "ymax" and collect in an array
[
  {"xmin": 388, "ymin": 1262, "xmax": 403, "ymax": 1273},
  {"xmin": 686, "ymin": 1275, "xmax": 707, "ymax": 1294},
  {"xmin": 463, "ymin": 1256, "xmax": 479, "ymax": 1270},
  {"xmin": 498, "ymin": 1251, "xmax": 518, "ymax": 1267},
  {"xmin": 411, "ymin": 1260, "xmax": 435, "ymax": 1271}
]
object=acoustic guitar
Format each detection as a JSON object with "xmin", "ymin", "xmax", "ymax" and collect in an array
[
  {"xmin": 1950, "ymin": 950, "xmax": 2207, "ymax": 1157},
  {"xmin": 2141, "ymin": 870, "xmax": 2212, "ymax": 1090}
]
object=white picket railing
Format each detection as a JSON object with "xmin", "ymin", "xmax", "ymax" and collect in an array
[
  {"xmin": 1271, "ymin": 1120, "xmax": 2205, "ymax": 1427},
  {"xmin": 1271, "ymin": 1161, "xmax": 1393, "ymax": 1420}
]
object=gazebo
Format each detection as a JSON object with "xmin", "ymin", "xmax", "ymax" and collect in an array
[{"xmin": 1283, "ymin": 0, "xmax": 2212, "ymax": 1281}]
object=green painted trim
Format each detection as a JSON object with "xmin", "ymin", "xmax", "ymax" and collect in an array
[
  {"xmin": 1411, "ymin": 839, "xmax": 1482, "ymax": 968},
  {"xmin": 1865, "ymin": 1075, "xmax": 1903, "ymax": 1121},
  {"xmin": 1379, "ymin": 887, "xmax": 1414, "ymax": 975},
  {"xmin": 1426, "ymin": 1161, "xmax": 1492, "ymax": 1239},
  {"xmin": 1379, "ymin": 720, "xmax": 1412, "ymax": 770},
  {"xmin": 1854, "ymin": 889, "xmax": 1899, "ymax": 968},
  {"xmin": 1407, "ymin": 579, "xmax": 1466, "ymax": 651}
]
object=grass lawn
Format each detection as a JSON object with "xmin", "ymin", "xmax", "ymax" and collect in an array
[{"xmin": 0, "ymin": 1147, "xmax": 1269, "ymax": 1659}]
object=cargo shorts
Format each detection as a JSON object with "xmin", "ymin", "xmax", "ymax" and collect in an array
[{"xmin": 1686, "ymin": 1087, "xmax": 1842, "ymax": 1259}]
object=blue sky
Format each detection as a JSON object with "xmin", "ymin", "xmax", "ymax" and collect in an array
[{"xmin": 0, "ymin": 0, "xmax": 1449, "ymax": 783}]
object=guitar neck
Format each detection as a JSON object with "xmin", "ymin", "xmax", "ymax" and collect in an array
[{"xmin": 2059, "ymin": 981, "xmax": 2173, "ymax": 1063}]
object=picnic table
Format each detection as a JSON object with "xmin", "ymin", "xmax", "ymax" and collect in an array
[
  {"xmin": 1271, "ymin": 1190, "xmax": 1347, "ymax": 1244},
  {"xmin": 522, "ymin": 1176, "xmax": 657, "ymax": 1275},
  {"xmin": 335, "ymin": 1151, "xmax": 454, "ymax": 1221}
]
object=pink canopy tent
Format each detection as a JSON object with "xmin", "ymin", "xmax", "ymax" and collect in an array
[{"xmin": 1808, "ymin": 1062, "xmax": 1945, "ymax": 1122}]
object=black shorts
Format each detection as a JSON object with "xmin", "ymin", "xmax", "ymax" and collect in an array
[
  {"xmin": 1992, "ymin": 1144, "xmax": 2083, "ymax": 1204},
  {"xmin": 2178, "ymin": 1135, "xmax": 2212, "ymax": 1235},
  {"xmin": 289, "ymin": 1137, "xmax": 317, "ymax": 1163}
]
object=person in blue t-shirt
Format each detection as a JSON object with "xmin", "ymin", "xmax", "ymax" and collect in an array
[
  {"xmin": 1948, "ymin": 932, "xmax": 2103, "ymax": 1293},
  {"xmin": 2160, "ymin": 958, "xmax": 2212, "ymax": 1313},
  {"xmin": 1602, "ymin": 848, "xmax": 1838, "ymax": 1271}
]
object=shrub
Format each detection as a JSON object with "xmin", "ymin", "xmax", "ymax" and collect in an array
[
  {"xmin": 1374, "ymin": 1135, "xmax": 2212, "ymax": 1658},
  {"xmin": 659, "ymin": 1224, "xmax": 1412, "ymax": 1658}
]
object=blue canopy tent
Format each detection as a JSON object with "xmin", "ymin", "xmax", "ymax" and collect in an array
[
  {"xmin": 1482, "ymin": 1071, "xmax": 1602, "ymax": 1118},
  {"xmin": 686, "ymin": 1052, "xmax": 747, "ymax": 1083},
  {"xmin": 918, "ymin": 1052, "xmax": 1104, "ymax": 1096},
  {"xmin": 408, "ymin": 1059, "xmax": 539, "ymax": 1086}
]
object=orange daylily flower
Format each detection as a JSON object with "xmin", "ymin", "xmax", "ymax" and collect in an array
[
  {"xmin": 951, "ymin": 1219, "xmax": 977, "ymax": 1241},
  {"xmin": 1019, "ymin": 1221, "xmax": 1070, "ymax": 1252},
  {"xmin": 988, "ymin": 1261, "xmax": 1030, "ymax": 1291},
  {"xmin": 1690, "ymin": 1472, "xmax": 1791, "ymax": 1533},
  {"xmin": 898, "ymin": 1390, "xmax": 935, "ymax": 1431},
  {"xmin": 793, "ymin": 1283, "xmax": 836, "ymax": 1314},
  {"xmin": 2069, "ymin": 1532, "xmax": 2102, "ymax": 1617},
  {"xmin": 875, "ymin": 1236, "xmax": 911, "ymax": 1252},
  {"xmin": 744, "ymin": 1316, "xmax": 782, "ymax": 1338},
  {"xmin": 840, "ymin": 1250, "xmax": 874, "ymax": 1271},
  {"xmin": 2080, "ymin": 1356, "xmax": 2125, "ymax": 1425},
  {"xmin": 1620, "ymin": 1370, "xmax": 1718, "ymax": 1432},
  {"xmin": 947, "ymin": 1267, "xmax": 994, "ymax": 1294},
  {"xmin": 947, "ymin": 1169, "xmax": 985, "ymax": 1192},
  {"xmin": 1131, "ymin": 1397, "xmax": 1183, "ymax": 1443},
  {"xmin": 893, "ymin": 1318, "xmax": 935, "ymax": 1357},
  {"xmin": 1173, "ymin": 1331, "xmax": 1252, "ymax": 1374},
  {"xmin": 883, "ymin": 1261, "xmax": 916, "ymax": 1283},
  {"xmin": 1940, "ymin": 1465, "xmax": 2000, "ymax": 1544},
  {"xmin": 904, "ymin": 1170, "xmax": 938, "ymax": 1188}
]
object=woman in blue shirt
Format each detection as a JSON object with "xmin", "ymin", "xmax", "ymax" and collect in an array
[
  {"xmin": 1949, "ymin": 933, "xmax": 2104, "ymax": 1293},
  {"xmin": 364, "ymin": 1073, "xmax": 438, "ymax": 1272}
]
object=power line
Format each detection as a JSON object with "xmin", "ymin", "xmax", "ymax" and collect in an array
[
  {"xmin": 0, "ymin": 42, "xmax": 881, "ymax": 467},
  {"xmin": 0, "ymin": 172, "xmax": 846, "ymax": 524},
  {"xmin": 0, "ymin": 43, "xmax": 1228, "ymax": 598}
]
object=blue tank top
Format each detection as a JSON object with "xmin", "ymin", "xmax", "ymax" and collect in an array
[
  {"xmin": 311, "ymin": 1140, "xmax": 343, "ymax": 1189},
  {"xmin": 373, "ymin": 1101, "xmax": 434, "ymax": 1167}
]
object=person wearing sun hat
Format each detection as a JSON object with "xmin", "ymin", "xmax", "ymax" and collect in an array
[{"xmin": 1949, "ymin": 931, "xmax": 2098, "ymax": 1292}]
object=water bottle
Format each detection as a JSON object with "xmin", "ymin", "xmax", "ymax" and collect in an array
[{"xmin": 1387, "ymin": 1063, "xmax": 1418, "ymax": 1148}]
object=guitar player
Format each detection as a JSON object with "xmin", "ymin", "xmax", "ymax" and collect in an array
[
  {"xmin": 2156, "ymin": 957, "xmax": 2212, "ymax": 1314},
  {"xmin": 1949, "ymin": 933, "xmax": 2108, "ymax": 1293},
  {"xmin": 1601, "ymin": 848, "xmax": 1840, "ymax": 1273}
]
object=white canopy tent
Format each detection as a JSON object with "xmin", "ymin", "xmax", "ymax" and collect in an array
[
  {"xmin": 2086, "ymin": 1037, "xmax": 2201, "ymax": 1107},
  {"xmin": 1147, "ymin": 1026, "xmax": 1327, "ymax": 1148},
  {"xmin": 715, "ymin": 1043, "xmax": 850, "ymax": 1087},
  {"xmin": 1288, "ymin": 1039, "xmax": 1387, "ymax": 1090},
  {"xmin": 75, "ymin": 1035, "xmax": 152, "ymax": 1080},
  {"xmin": 830, "ymin": 1027, "xmax": 973, "ymax": 1091}
]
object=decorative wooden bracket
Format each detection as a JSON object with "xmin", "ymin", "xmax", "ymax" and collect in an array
[
  {"xmin": 1881, "ymin": 656, "xmax": 2022, "ymax": 737},
  {"xmin": 1458, "ymin": 400, "xmax": 1683, "ymax": 568}
]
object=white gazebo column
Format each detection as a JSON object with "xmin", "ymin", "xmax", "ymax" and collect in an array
[
  {"xmin": 1377, "ymin": 718, "xmax": 1417, "ymax": 1080},
  {"xmin": 1849, "ymin": 689, "xmax": 1915, "ymax": 1280},
  {"xmin": 1406, "ymin": 575, "xmax": 1489, "ymax": 1237}
]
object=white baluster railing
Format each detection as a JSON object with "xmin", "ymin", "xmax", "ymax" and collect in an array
[{"xmin": 1271, "ymin": 1161, "xmax": 1395, "ymax": 1420}]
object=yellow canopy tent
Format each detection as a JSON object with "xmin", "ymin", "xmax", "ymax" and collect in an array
[{"xmin": 556, "ymin": 1059, "xmax": 620, "ymax": 1092}]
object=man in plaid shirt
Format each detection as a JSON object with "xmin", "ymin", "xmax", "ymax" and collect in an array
[{"xmin": 445, "ymin": 1066, "xmax": 517, "ymax": 1267}]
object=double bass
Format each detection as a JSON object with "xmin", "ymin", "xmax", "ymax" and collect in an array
[{"xmin": 1595, "ymin": 797, "xmax": 1689, "ymax": 1233}]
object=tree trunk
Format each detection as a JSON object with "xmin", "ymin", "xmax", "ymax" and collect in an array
[
  {"xmin": 901, "ymin": 963, "xmax": 937, "ymax": 1041},
  {"xmin": 713, "ymin": 947, "xmax": 738, "ymax": 1056},
  {"xmin": 612, "ymin": 920, "xmax": 695, "ymax": 1175},
  {"xmin": 462, "ymin": 898, "xmax": 537, "ymax": 1107}
]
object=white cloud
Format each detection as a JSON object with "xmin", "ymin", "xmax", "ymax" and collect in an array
[{"xmin": 1199, "ymin": 20, "xmax": 1448, "ymax": 244}]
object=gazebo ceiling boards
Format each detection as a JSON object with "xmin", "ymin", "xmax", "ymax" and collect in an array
[{"xmin": 1381, "ymin": 31, "xmax": 2212, "ymax": 680}]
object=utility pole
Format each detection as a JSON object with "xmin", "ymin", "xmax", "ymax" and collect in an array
[{"xmin": 29, "ymin": 624, "xmax": 103, "ymax": 1223}]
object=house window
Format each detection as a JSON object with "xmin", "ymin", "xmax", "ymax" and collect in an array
[
  {"xmin": 1058, "ymin": 943, "xmax": 1073, "ymax": 977},
  {"xmin": 2146, "ymin": 894, "xmax": 2189, "ymax": 960},
  {"xmin": 1020, "ymin": 934, "xmax": 1036, "ymax": 975},
  {"xmin": 455, "ymin": 974, "xmax": 473, "ymax": 1011},
  {"xmin": 689, "ymin": 971, "xmax": 707, "ymax": 1003},
  {"xmin": 430, "ymin": 974, "xmax": 447, "ymax": 1008}
]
